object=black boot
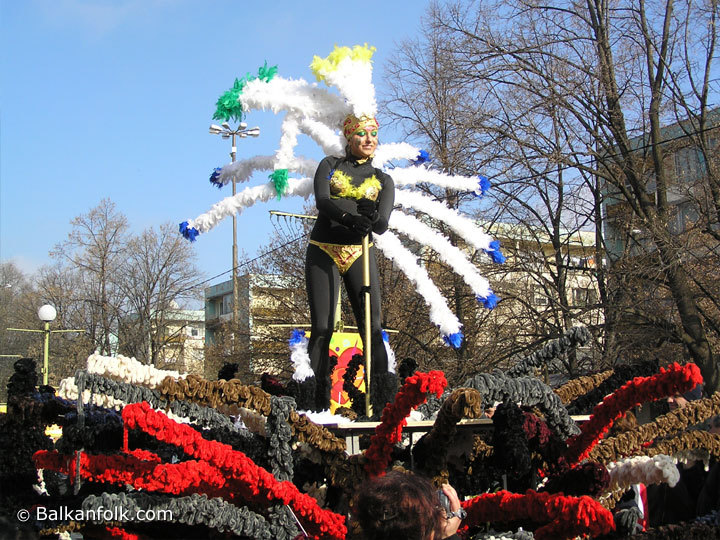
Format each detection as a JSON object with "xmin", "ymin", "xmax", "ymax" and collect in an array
[
  {"xmin": 370, "ymin": 371, "xmax": 398, "ymax": 420},
  {"xmin": 314, "ymin": 354, "xmax": 338, "ymax": 412},
  {"xmin": 287, "ymin": 375, "xmax": 316, "ymax": 411}
]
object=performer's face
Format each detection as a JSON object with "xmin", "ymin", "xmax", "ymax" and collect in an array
[{"xmin": 349, "ymin": 124, "xmax": 378, "ymax": 159}]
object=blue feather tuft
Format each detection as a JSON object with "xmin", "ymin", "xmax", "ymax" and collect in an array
[
  {"xmin": 209, "ymin": 167, "xmax": 223, "ymax": 188},
  {"xmin": 179, "ymin": 221, "xmax": 199, "ymax": 242},
  {"xmin": 443, "ymin": 332, "xmax": 464, "ymax": 349},
  {"xmin": 289, "ymin": 328, "xmax": 307, "ymax": 346},
  {"xmin": 474, "ymin": 175, "xmax": 491, "ymax": 197},
  {"xmin": 412, "ymin": 149, "xmax": 431, "ymax": 165},
  {"xmin": 478, "ymin": 293, "xmax": 499, "ymax": 310},
  {"xmin": 485, "ymin": 240, "xmax": 506, "ymax": 264},
  {"xmin": 381, "ymin": 330, "xmax": 389, "ymax": 342}
]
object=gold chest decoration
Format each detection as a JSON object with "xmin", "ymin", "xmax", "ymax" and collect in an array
[{"xmin": 329, "ymin": 170, "xmax": 381, "ymax": 201}]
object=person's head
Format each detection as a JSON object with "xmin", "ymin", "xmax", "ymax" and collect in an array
[
  {"xmin": 667, "ymin": 383, "xmax": 703, "ymax": 410},
  {"xmin": 708, "ymin": 415, "xmax": 720, "ymax": 434},
  {"xmin": 343, "ymin": 114, "xmax": 379, "ymax": 159},
  {"xmin": 352, "ymin": 470, "xmax": 443, "ymax": 540}
]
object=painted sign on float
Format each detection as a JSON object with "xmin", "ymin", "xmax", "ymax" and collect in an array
[{"xmin": 328, "ymin": 332, "xmax": 365, "ymax": 413}]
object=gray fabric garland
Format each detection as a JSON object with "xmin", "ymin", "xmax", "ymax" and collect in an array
[
  {"xmin": 267, "ymin": 396, "xmax": 295, "ymax": 482},
  {"xmin": 506, "ymin": 326, "xmax": 592, "ymax": 378},
  {"xmin": 462, "ymin": 370, "xmax": 580, "ymax": 438},
  {"xmin": 77, "ymin": 371, "xmax": 237, "ymax": 432},
  {"xmin": 81, "ymin": 491, "xmax": 300, "ymax": 539}
]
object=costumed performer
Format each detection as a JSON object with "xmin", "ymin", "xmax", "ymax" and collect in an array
[{"xmin": 301, "ymin": 113, "xmax": 396, "ymax": 414}]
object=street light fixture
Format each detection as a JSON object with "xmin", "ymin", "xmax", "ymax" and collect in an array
[
  {"xmin": 209, "ymin": 122, "xmax": 260, "ymax": 324},
  {"xmin": 7, "ymin": 304, "xmax": 82, "ymax": 385}
]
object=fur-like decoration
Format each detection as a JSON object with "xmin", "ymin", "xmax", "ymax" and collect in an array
[
  {"xmin": 389, "ymin": 210, "xmax": 495, "ymax": 300},
  {"xmin": 267, "ymin": 396, "xmax": 295, "ymax": 482},
  {"xmin": 81, "ymin": 491, "xmax": 297, "ymax": 539},
  {"xmin": 591, "ymin": 391, "xmax": 720, "ymax": 464},
  {"xmin": 364, "ymin": 371, "xmax": 447, "ymax": 477},
  {"xmin": 491, "ymin": 402, "xmax": 533, "ymax": 487},
  {"xmin": 310, "ymin": 44, "xmax": 377, "ymax": 119},
  {"xmin": 86, "ymin": 353, "xmax": 184, "ymax": 387},
  {"xmin": 462, "ymin": 371, "xmax": 580, "ymax": 439},
  {"xmin": 554, "ymin": 369, "xmax": 614, "ymax": 404},
  {"xmin": 564, "ymin": 362, "xmax": 704, "ymax": 465},
  {"xmin": 289, "ymin": 329, "xmax": 314, "ymax": 382},
  {"xmin": 341, "ymin": 354, "xmax": 366, "ymax": 417},
  {"xmin": 413, "ymin": 388, "xmax": 485, "ymax": 479},
  {"xmin": 374, "ymin": 230, "xmax": 463, "ymax": 343},
  {"xmin": 460, "ymin": 489, "xmax": 615, "ymax": 540},
  {"xmin": 566, "ymin": 358, "xmax": 660, "ymax": 415},
  {"xmin": 382, "ymin": 330, "xmax": 396, "ymax": 374},
  {"xmin": 606, "ymin": 454, "xmax": 680, "ymax": 492},
  {"xmin": 507, "ymin": 326, "xmax": 592, "ymax": 378}
]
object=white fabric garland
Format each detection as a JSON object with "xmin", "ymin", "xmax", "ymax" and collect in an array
[
  {"xmin": 189, "ymin": 177, "xmax": 314, "ymax": 233},
  {"xmin": 242, "ymin": 77, "xmax": 348, "ymax": 127},
  {"xmin": 86, "ymin": 352, "xmax": 185, "ymax": 388},
  {"xmin": 388, "ymin": 211, "xmax": 493, "ymax": 299},
  {"xmin": 275, "ymin": 114, "xmax": 301, "ymax": 170},
  {"xmin": 391, "ymin": 165, "xmax": 481, "ymax": 192},
  {"xmin": 394, "ymin": 189, "xmax": 496, "ymax": 253},
  {"xmin": 606, "ymin": 454, "xmax": 680, "ymax": 492},
  {"xmin": 373, "ymin": 142, "xmax": 422, "ymax": 168},
  {"xmin": 299, "ymin": 117, "xmax": 344, "ymax": 157},
  {"xmin": 58, "ymin": 376, "xmax": 194, "ymax": 427},
  {"xmin": 373, "ymin": 231, "xmax": 462, "ymax": 338}
]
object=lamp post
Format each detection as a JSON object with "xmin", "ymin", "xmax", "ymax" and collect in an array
[
  {"xmin": 6, "ymin": 304, "xmax": 83, "ymax": 385},
  {"xmin": 209, "ymin": 122, "xmax": 260, "ymax": 324}
]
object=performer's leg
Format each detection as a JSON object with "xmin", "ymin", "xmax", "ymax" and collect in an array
[
  {"xmin": 305, "ymin": 243, "xmax": 339, "ymax": 411},
  {"xmin": 344, "ymin": 245, "xmax": 396, "ymax": 416}
]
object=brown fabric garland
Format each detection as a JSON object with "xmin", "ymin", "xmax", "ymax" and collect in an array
[
  {"xmin": 554, "ymin": 370, "xmax": 614, "ymax": 404},
  {"xmin": 412, "ymin": 388, "xmax": 484, "ymax": 479},
  {"xmin": 590, "ymin": 392, "xmax": 720, "ymax": 464},
  {"xmin": 156, "ymin": 374, "xmax": 346, "ymax": 454}
]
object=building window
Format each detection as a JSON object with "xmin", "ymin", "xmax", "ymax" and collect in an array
[
  {"xmin": 533, "ymin": 287, "xmax": 549, "ymax": 306},
  {"xmin": 573, "ymin": 287, "xmax": 597, "ymax": 307},
  {"xmin": 221, "ymin": 294, "xmax": 233, "ymax": 315},
  {"xmin": 674, "ymin": 145, "xmax": 704, "ymax": 183}
]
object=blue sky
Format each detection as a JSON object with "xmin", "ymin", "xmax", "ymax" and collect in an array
[{"xmin": 1, "ymin": 0, "xmax": 429, "ymax": 289}]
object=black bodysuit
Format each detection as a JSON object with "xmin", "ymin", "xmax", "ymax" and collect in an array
[{"xmin": 305, "ymin": 150, "xmax": 395, "ymax": 399}]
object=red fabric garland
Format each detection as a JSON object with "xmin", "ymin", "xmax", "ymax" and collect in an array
[
  {"xmin": 33, "ymin": 450, "xmax": 231, "ymax": 499},
  {"xmin": 461, "ymin": 489, "xmax": 615, "ymax": 540},
  {"xmin": 120, "ymin": 401, "xmax": 347, "ymax": 540},
  {"xmin": 564, "ymin": 362, "xmax": 702, "ymax": 465},
  {"xmin": 364, "ymin": 371, "xmax": 447, "ymax": 477}
]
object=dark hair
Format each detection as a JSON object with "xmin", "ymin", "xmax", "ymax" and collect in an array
[{"xmin": 352, "ymin": 471, "xmax": 443, "ymax": 540}]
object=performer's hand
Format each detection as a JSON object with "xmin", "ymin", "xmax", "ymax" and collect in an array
[
  {"xmin": 357, "ymin": 198, "xmax": 376, "ymax": 219},
  {"xmin": 342, "ymin": 213, "xmax": 373, "ymax": 234}
]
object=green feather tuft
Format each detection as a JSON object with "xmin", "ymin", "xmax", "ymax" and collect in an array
[
  {"xmin": 212, "ymin": 77, "xmax": 247, "ymax": 122},
  {"xmin": 269, "ymin": 169, "xmax": 289, "ymax": 200},
  {"xmin": 257, "ymin": 61, "xmax": 278, "ymax": 82}
]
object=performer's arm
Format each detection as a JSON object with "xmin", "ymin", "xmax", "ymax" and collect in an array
[
  {"xmin": 373, "ymin": 172, "xmax": 395, "ymax": 235},
  {"xmin": 314, "ymin": 157, "xmax": 347, "ymax": 223}
]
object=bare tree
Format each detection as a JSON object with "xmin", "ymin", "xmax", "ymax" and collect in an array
[
  {"xmin": 117, "ymin": 222, "xmax": 204, "ymax": 365},
  {"xmin": 382, "ymin": 7, "xmax": 604, "ymax": 378},
  {"xmin": 421, "ymin": 0, "xmax": 719, "ymax": 388},
  {"xmin": 51, "ymin": 199, "xmax": 129, "ymax": 355}
]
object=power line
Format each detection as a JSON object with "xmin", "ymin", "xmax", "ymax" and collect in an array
[{"xmin": 179, "ymin": 231, "xmax": 309, "ymax": 295}]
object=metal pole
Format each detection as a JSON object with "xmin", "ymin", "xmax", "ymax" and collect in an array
[
  {"xmin": 43, "ymin": 322, "xmax": 50, "ymax": 385},
  {"xmin": 231, "ymin": 133, "xmax": 239, "ymax": 326},
  {"xmin": 362, "ymin": 235, "xmax": 372, "ymax": 417}
]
